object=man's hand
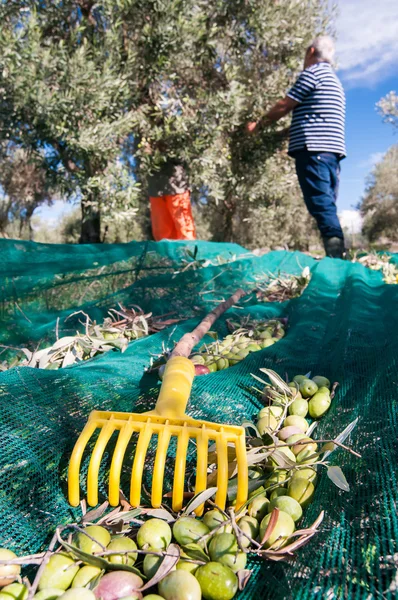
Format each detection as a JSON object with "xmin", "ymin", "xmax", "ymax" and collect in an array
[{"xmin": 245, "ymin": 121, "xmax": 258, "ymax": 135}]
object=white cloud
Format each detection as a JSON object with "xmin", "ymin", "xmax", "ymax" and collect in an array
[
  {"xmin": 359, "ymin": 151, "xmax": 386, "ymax": 169},
  {"xmin": 339, "ymin": 209, "xmax": 363, "ymax": 233},
  {"xmin": 335, "ymin": 0, "xmax": 398, "ymax": 85}
]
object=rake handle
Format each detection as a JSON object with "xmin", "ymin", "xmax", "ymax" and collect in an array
[
  {"xmin": 154, "ymin": 288, "xmax": 246, "ymax": 418},
  {"xmin": 170, "ymin": 288, "xmax": 247, "ymax": 359}
]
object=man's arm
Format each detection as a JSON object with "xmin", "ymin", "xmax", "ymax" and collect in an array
[{"xmin": 246, "ymin": 96, "xmax": 299, "ymax": 134}]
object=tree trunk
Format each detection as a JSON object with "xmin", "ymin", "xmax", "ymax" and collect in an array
[{"xmin": 80, "ymin": 197, "xmax": 101, "ymax": 243}]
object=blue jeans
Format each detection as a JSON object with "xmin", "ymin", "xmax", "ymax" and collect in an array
[{"xmin": 294, "ymin": 151, "xmax": 344, "ymax": 239}]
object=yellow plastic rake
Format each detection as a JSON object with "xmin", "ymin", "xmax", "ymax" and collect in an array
[{"xmin": 68, "ymin": 290, "xmax": 249, "ymax": 515}]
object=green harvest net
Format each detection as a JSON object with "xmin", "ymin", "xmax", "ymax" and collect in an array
[{"xmin": 0, "ymin": 238, "xmax": 397, "ymax": 599}]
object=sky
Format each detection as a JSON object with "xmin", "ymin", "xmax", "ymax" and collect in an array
[{"xmin": 36, "ymin": 0, "xmax": 398, "ymax": 233}]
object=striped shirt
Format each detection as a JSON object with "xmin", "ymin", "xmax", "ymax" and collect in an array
[{"xmin": 287, "ymin": 62, "xmax": 346, "ymax": 157}]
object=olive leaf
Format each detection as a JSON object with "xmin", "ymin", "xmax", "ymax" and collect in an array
[
  {"xmin": 59, "ymin": 539, "xmax": 142, "ymax": 577},
  {"xmin": 181, "ymin": 543, "xmax": 209, "ymax": 563},
  {"xmin": 82, "ymin": 501, "xmax": 109, "ymax": 523},
  {"xmin": 322, "ymin": 418, "xmax": 359, "ymax": 460},
  {"xmin": 87, "ymin": 569, "xmax": 106, "ymax": 590},
  {"xmin": 260, "ymin": 508, "xmax": 279, "ymax": 545},
  {"xmin": 241, "ymin": 420, "xmax": 261, "ymax": 437},
  {"xmin": 181, "ymin": 487, "xmax": 218, "ymax": 516},
  {"xmin": 228, "ymin": 477, "xmax": 266, "ymax": 502},
  {"xmin": 258, "ymin": 369, "xmax": 292, "ymax": 395},
  {"xmin": 138, "ymin": 544, "xmax": 180, "ymax": 591},
  {"xmin": 327, "ymin": 466, "xmax": 350, "ymax": 492},
  {"xmin": 145, "ymin": 508, "xmax": 176, "ymax": 523},
  {"xmin": 237, "ymin": 569, "xmax": 253, "ymax": 590}
]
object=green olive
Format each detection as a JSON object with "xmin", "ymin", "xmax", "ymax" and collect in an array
[
  {"xmin": 292, "ymin": 375, "xmax": 306, "ymax": 384},
  {"xmin": 0, "ymin": 583, "xmax": 28, "ymax": 600},
  {"xmin": 0, "ymin": 549, "xmax": 20, "ymax": 588},
  {"xmin": 208, "ymin": 533, "xmax": 247, "ymax": 573},
  {"xmin": 216, "ymin": 358, "xmax": 229, "ymax": 370},
  {"xmin": 195, "ymin": 562, "xmax": 238, "ymax": 600},
  {"xmin": 137, "ymin": 519, "xmax": 172, "ymax": 550},
  {"xmin": 259, "ymin": 510, "xmax": 295, "ymax": 549},
  {"xmin": 288, "ymin": 478, "xmax": 315, "ymax": 508},
  {"xmin": 282, "ymin": 415, "xmax": 309, "ymax": 433},
  {"xmin": 33, "ymin": 589, "xmax": 64, "ymax": 600},
  {"xmin": 299, "ymin": 379, "xmax": 318, "ymax": 398},
  {"xmin": 38, "ymin": 554, "xmax": 79, "ymax": 591},
  {"xmin": 107, "ymin": 537, "xmax": 137, "ymax": 566},
  {"xmin": 264, "ymin": 469, "xmax": 288, "ymax": 491},
  {"xmin": 291, "ymin": 467, "xmax": 317, "ymax": 483},
  {"xmin": 308, "ymin": 393, "xmax": 331, "ymax": 419},
  {"xmin": 257, "ymin": 405, "xmax": 283, "ymax": 420},
  {"xmin": 268, "ymin": 496, "xmax": 303, "ymax": 522},
  {"xmin": 73, "ymin": 525, "xmax": 111, "ymax": 555},
  {"xmin": 143, "ymin": 553, "xmax": 165, "ymax": 579},
  {"xmin": 71, "ymin": 566, "xmax": 102, "ymax": 588},
  {"xmin": 247, "ymin": 495, "xmax": 269, "ymax": 521},
  {"xmin": 286, "ymin": 434, "xmax": 316, "ymax": 457},
  {"xmin": 237, "ymin": 516, "xmax": 259, "ymax": 548},
  {"xmin": 288, "ymin": 399, "xmax": 308, "ymax": 418},
  {"xmin": 268, "ymin": 444, "xmax": 296, "ymax": 466},
  {"xmin": 257, "ymin": 414, "xmax": 278, "ymax": 435},
  {"xmin": 172, "ymin": 517, "xmax": 209, "ymax": 546},
  {"xmin": 311, "ymin": 376, "xmax": 330, "ymax": 388},
  {"xmin": 296, "ymin": 438, "xmax": 318, "ymax": 464},
  {"xmin": 57, "ymin": 590, "xmax": 96, "ymax": 600},
  {"xmin": 269, "ymin": 488, "xmax": 287, "ymax": 501},
  {"xmin": 202, "ymin": 510, "xmax": 231, "ymax": 534},
  {"xmin": 158, "ymin": 570, "xmax": 201, "ymax": 600}
]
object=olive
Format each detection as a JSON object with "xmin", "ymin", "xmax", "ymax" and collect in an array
[
  {"xmin": 158, "ymin": 570, "xmax": 201, "ymax": 600},
  {"xmin": 202, "ymin": 510, "xmax": 231, "ymax": 533},
  {"xmin": 277, "ymin": 425, "xmax": 304, "ymax": 441},
  {"xmin": 0, "ymin": 549, "xmax": 20, "ymax": 588},
  {"xmin": 176, "ymin": 555, "xmax": 198, "ymax": 575},
  {"xmin": 190, "ymin": 355, "xmax": 205, "ymax": 365},
  {"xmin": 58, "ymin": 591, "xmax": 96, "ymax": 600},
  {"xmin": 259, "ymin": 510, "xmax": 295, "ymax": 549},
  {"xmin": 247, "ymin": 495, "xmax": 269, "ymax": 521},
  {"xmin": 141, "ymin": 596, "xmax": 165, "ymax": 600},
  {"xmin": 308, "ymin": 393, "xmax": 331, "ymax": 419},
  {"xmin": 0, "ymin": 583, "xmax": 28, "ymax": 600},
  {"xmin": 257, "ymin": 414, "xmax": 278, "ymax": 436},
  {"xmin": 282, "ymin": 415, "xmax": 309, "ymax": 433},
  {"xmin": 257, "ymin": 406, "xmax": 283, "ymax": 420},
  {"xmin": 172, "ymin": 517, "xmax": 209, "ymax": 546},
  {"xmin": 74, "ymin": 525, "xmax": 111, "ymax": 555},
  {"xmin": 72, "ymin": 566, "xmax": 102, "ymax": 588},
  {"xmin": 288, "ymin": 478, "xmax": 315, "ymax": 508},
  {"xmin": 268, "ymin": 443, "xmax": 296, "ymax": 466},
  {"xmin": 38, "ymin": 554, "xmax": 79, "ymax": 591},
  {"xmin": 268, "ymin": 496, "xmax": 303, "ymax": 522},
  {"xmin": 288, "ymin": 399, "xmax": 308, "ymax": 418},
  {"xmin": 107, "ymin": 537, "xmax": 137, "ymax": 566},
  {"xmin": 299, "ymin": 379, "xmax": 318, "ymax": 398},
  {"xmin": 264, "ymin": 469, "xmax": 288, "ymax": 491},
  {"xmin": 286, "ymin": 434, "xmax": 312, "ymax": 456},
  {"xmin": 246, "ymin": 343, "xmax": 262, "ymax": 352},
  {"xmin": 292, "ymin": 375, "xmax": 306, "ymax": 384},
  {"xmin": 311, "ymin": 376, "xmax": 330, "ymax": 388},
  {"xmin": 143, "ymin": 553, "xmax": 165, "ymax": 579},
  {"xmin": 317, "ymin": 386, "xmax": 331, "ymax": 395},
  {"xmin": 259, "ymin": 330, "xmax": 272, "ymax": 339},
  {"xmin": 237, "ymin": 349, "xmax": 249, "ymax": 359},
  {"xmin": 208, "ymin": 533, "xmax": 247, "ymax": 573},
  {"xmin": 291, "ymin": 467, "xmax": 317, "ymax": 483},
  {"xmin": 236, "ymin": 516, "xmax": 259, "ymax": 548},
  {"xmin": 261, "ymin": 339, "xmax": 275, "ymax": 349},
  {"xmin": 296, "ymin": 438, "xmax": 318, "ymax": 464},
  {"xmin": 137, "ymin": 519, "xmax": 172, "ymax": 550},
  {"xmin": 33, "ymin": 589, "xmax": 64, "ymax": 600},
  {"xmin": 195, "ymin": 562, "xmax": 238, "ymax": 600},
  {"xmin": 216, "ymin": 358, "xmax": 229, "ymax": 370},
  {"xmin": 269, "ymin": 488, "xmax": 287, "ymax": 501},
  {"xmin": 207, "ymin": 362, "xmax": 218, "ymax": 373}
]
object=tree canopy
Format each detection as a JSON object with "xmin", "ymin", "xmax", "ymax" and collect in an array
[{"xmin": 0, "ymin": 0, "xmax": 332, "ymax": 244}]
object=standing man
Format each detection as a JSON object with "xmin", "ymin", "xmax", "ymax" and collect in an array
[{"xmin": 247, "ymin": 36, "xmax": 346, "ymax": 258}]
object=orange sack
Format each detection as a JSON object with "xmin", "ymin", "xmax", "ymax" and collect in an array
[{"xmin": 150, "ymin": 191, "xmax": 196, "ymax": 241}]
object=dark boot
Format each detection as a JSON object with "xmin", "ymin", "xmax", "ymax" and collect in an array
[{"xmin": 323, "ymin": 236, "xmax": 345, "ymax": 259}]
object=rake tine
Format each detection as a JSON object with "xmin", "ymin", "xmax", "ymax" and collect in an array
[
  {"xmin": 130, "ymin": 422, "xmax": 153, "ymax": 507},
  {"xmin": 172, "ymin": 424, "xmax": 190, "ymax": 512},
  {"xmin": 194, "ymin": 427, "xmax": 209, "ymax": 516},
  {"xmin": 68, "ymin": 416, "xmax": 99, "ymax": 506},
  {"xmin": 87, "ymin": 419, "xmax": 118, "ymax": 506},
  {"xmin": 151, "ymin": 424, "xmax": 172, "ymax": 507},
  {"xmin": 214, "ymin": 431, "xmax": 229, "ymax": 510},
  {"xmin": 234, "ymin": 432, "xmax": 249, "ymax": 511},
  {"xmin": 108, "ymin": 419, "xmax": 137, "ymax": 506}
]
